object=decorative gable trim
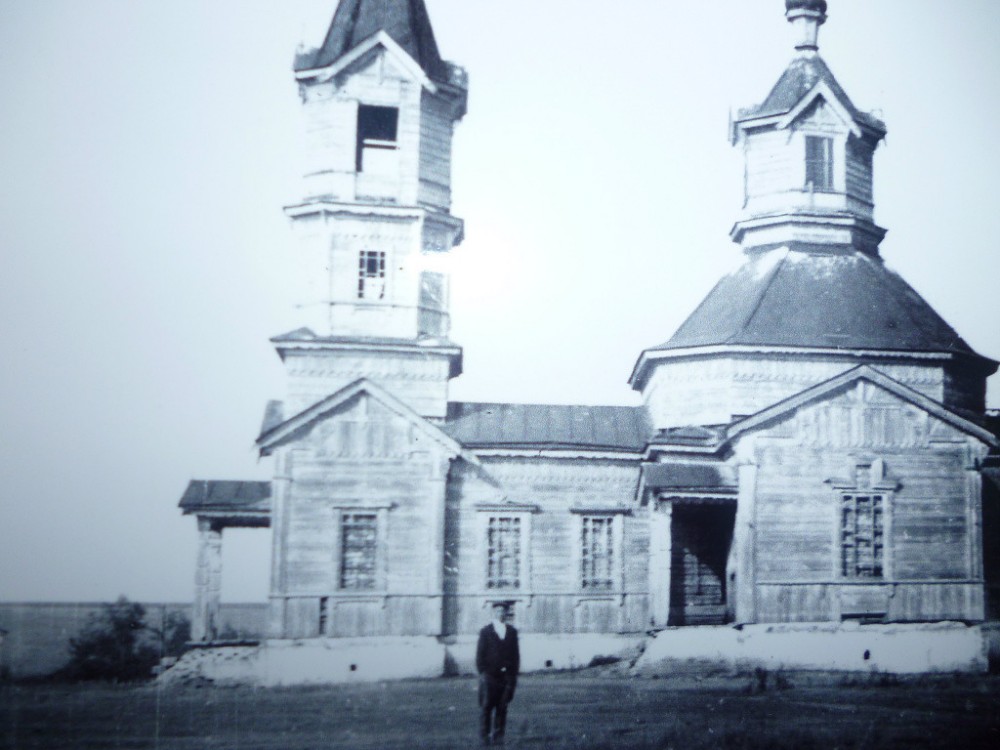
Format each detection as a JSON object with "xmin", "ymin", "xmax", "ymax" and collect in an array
[
  {"xmin": 727, "ymin": 365, "xmax": 998, "ymax": 447},
  {"xmin": 256, "ymin": 377, "xmax": 465, "ymax": 458},
  {"xmin": 473, "ymin": 502, "xmax": 540, "ymax": 514},
  {"xmin": 295, "ymin": 31, "xmax": 436, "ymax": 92},
  {"xmin": 775, "ymin": 81, "xmax": 861, "ymax": 137}
]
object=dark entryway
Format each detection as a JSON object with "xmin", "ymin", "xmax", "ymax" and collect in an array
[{"xmin": 669, "ymin": 503, "xmax": 735, "ymax": 626}]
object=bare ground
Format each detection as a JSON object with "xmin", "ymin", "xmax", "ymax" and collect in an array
[{"xmin": 2, "ymin": 670, "xmax": 999, "ymax": 749}]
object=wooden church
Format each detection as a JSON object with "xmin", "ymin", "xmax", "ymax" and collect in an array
[{"xmin": 177, "ymin": 0, "xmax": 999, "ymax": 678}]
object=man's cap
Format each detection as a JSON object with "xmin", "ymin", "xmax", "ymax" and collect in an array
[{"xmin": 491, "ymin": 600, "xmax": 515, "ymax": 610}]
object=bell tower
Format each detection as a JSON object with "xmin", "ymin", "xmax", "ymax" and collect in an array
[
  {"xmin": 730, "ymin": 0, "xmax": 887, "ymax": 255},
  {"xmin": 276, "ymin": 0, "xmax": 468, "ymax": 421}
]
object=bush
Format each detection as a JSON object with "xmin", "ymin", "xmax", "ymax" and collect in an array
[
  {"xmin": 63, "ymin": 596, "xmax": 160, "ymax": 681},
  {"xmin": 150, "ymin": 609, "xmax": 192, "ymax": 658}
]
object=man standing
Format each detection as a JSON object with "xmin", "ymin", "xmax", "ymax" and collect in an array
[{"xmin": 476, "ymin": 601, "xmax": 519, "ymax": 746}]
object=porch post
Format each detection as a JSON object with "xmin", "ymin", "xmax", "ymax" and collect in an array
[
  {"xmin": 648, "ymin": 499, "xmax": 673, "ymax": 628},
  {"xmin": 192, "ymin": 516, "xmax": 223, "ymax": 642},
  {"xmin": 733, "ymin": 463, "xmax": 758, "ymax": 624},
  {"xmin": 967, "ymin": 465, "xmax": 985, "ymax": 620}
]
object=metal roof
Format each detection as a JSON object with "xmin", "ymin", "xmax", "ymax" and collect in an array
[
  {"xmin": 179, "ymin": 481, "xmax": 271, "ymax": 515},
  {"xmin": 738, "ymin": 54, "xmax": 884, "ymax": 133},
  {"xmin": 642, "ymin": 463, "xmax": 737, "ymax": 493},
  {"xmin": 295, "ymin": 0, "xmax": 449, "ymax": 82},
  {"xmin": 649, "ymin": 247, "xmax": 991, "ymax": 363},
  {"xmin": 444, "ymin": 403, "xmax": 650, "ymax": 452},
  {"xmin": 261, "ymin": 400, "xmax": 284, "ymax": 438}
]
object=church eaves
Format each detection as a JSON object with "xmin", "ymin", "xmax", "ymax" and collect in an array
[
  {"xmin": 295, "ymin": 0, "xmax": 448, "ymax": 82},
  {"xmin": 652, "ymin": 247, "xmax": 992, "ymax": 363}
]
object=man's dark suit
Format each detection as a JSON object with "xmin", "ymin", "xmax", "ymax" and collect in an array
[{"xmin": 476, "ymin": 622, "xmax": 519, "ymax": 745}]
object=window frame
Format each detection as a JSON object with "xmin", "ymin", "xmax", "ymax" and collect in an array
[
  {"xmin": 827, "ymin": 460, "xmax": 898, "ymax": 582},
  {"xmin": 572, "ymin": 509, "xmax": 628, "ymax": 593},
  {"xmin": 356, "ymin": 104, "xmax": 400, "ymax": 172},
  {"xmin": 804, "ymin": 134, "xmax": 834, "ymax": 192},
  {"xmin": 476, "ymin": 505, "xmax": 535, "ymax": 594},
  {"xmin": 331, "ymin": 505, "xmax": 390, "ymax": 593},
  {"xmin": 357, "ymin": 249, "xmax": 386, "ymax": 301},
  {"xmin": 839, "ymin": 491, "xmax": 886, "ymax": 580}
]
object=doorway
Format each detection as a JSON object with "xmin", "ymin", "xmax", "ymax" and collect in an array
[{"xmin": 668, "ymin": 503, "xmax": 735, "ymax": 625}]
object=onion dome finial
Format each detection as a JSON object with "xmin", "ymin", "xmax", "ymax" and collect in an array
[{"xmin": 785, "ymin": 0, "xmax": 828, "ymax": 52}]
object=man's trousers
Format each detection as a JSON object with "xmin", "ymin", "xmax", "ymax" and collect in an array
[{"xmin": 478, "ymin": 673, "xmax": 515, "ymax": 744}]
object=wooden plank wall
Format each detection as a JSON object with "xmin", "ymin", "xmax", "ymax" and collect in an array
[
  {"xmin": 644, "ymin": 355, "xmax": 946, "ymax": 431},
  {"xmin": 284, "ymin": 347, "xmax": 452, "ymax": 420},
  {"xmin": 274, "ymin": 393, "xmax": 453, "ymax": 638},
  {"xmin": 445, "ymin": 458, "xmax": 648, "ymax": 636},
  {"xmin": 747, "ymin": 381, "xmax": 987, "ymax": 622},
  {"xmin": 418, "ymin": 91, "xmax": 454, "ymax": 210}
]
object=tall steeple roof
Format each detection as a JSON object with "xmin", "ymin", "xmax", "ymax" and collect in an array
[{"xmin": 295, "ymin": 0, "xmax": 448, "ymax": 82}]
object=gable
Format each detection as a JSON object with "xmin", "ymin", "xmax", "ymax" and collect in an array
[
  {"xmin": 335, "ymin": 43, "xmax": 422, "ymax": 89},
  {"xmin": 307, "ymin": 393, "xmax": 425, "ymax": 459},
  {"xmin": 757, "ymin": 381, "xmax": 967, "ymax": 450},
  {"xmin": 296, "ymin": 0, "xmax": 448, "ymax": 82},
  {"xmin": 792, "ymin": 96, "xmax": 850, "ymax": 134},
  {"xmin": 298, "ymin": 31, "xmax": 433, "ymax": 90},
  {"xmin": 777, "ymin": 82, "xmax": 861, "ymax": 137},
  {"xmin": 729, "ymin": 366, "xmax": 997, "ymax": 450},
  {"xmin": 256, "ymin": 378, "xmax": 463, "ymax": 459}
]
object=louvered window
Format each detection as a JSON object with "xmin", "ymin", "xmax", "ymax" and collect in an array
[
  {"xmin": 340, "ymin": 513, "xmax": 377, "ymax": 590},
  {"xmin": 840, "ymin": 494, "xmax": 884, "ymax": 578},
  {"xmin": 805, "ymin": 135, "xmax": 834, "ymax": 191}
]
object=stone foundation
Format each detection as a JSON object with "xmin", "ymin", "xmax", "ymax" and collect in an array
[
  {"xmin": 445, "ymin": 633, "xmax": 645, "ymax": 675},
  {"xmin": 159, "ymin": 622, "xmax": 987, "ymax": 686},
  {"xmin": 634, "ymin": 621, "xmax": 987, "ymax": 675}
]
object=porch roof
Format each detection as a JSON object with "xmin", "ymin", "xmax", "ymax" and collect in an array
[
  {"xmin": 642, "ymin": 463, "xmax": 737, "ymax": 494},
  {"xmin": 179, "ymin": 480, "xmax": 271, "ymax": 522}
]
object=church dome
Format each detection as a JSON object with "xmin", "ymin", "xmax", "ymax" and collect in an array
[{"xmin": 654, "ymin": 247, "xmax": 982, "ymax": 360}]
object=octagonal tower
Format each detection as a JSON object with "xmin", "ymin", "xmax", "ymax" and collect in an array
[{"xmin": 631, "ymin": 0, "xmax": 996, "ymax": 430}]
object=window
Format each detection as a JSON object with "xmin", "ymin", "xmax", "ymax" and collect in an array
[
  {"xmin": 580, "ymin": 516, "xmax": 614, "ymax": 590},
  {"xmin": 840, "ymin": 493, "xmax": 884, "ymax": 578},
  {"xmin": 340, "ymin": 513, "xmax": 377, "ymax": 589},
  {"xmin": 805, "ymin": 135, "xmax": 834, "ymax": 191},
  {"xmin": 487, "ymin": 516, "xmax": 522, "ymax": 589},
  {"xmin": 357, "ymin": 250, "xmax": 386, "ymax": 300},
  {"xmin": 356, "ymin": 105, "xmax": 399, "ymax": 172}
]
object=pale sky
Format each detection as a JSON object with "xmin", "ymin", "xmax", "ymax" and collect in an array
[{"xmin": 2, "ymin": 0, "xmax": 999, "ymax": 604}]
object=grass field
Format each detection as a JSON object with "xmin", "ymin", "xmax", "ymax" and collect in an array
[{"xmin": 2, "ymin": 671, "xmax": 999, "ymax": 749}]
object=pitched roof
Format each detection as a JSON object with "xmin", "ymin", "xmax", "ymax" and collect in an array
[
  {"xmin": 641, "ymin": 463, "xmax": 736, "ymax": 493},
  {"xmin": 296, "ymin": 0, "xmax": 448, "ymax": 81},
  {"xmin": 179, "ymin": 480, "xmax": 271, "ymax": 514},
  {"xmin": 261, "ymin": 400, "xmax": 284, "ymax": 437},
  {"xmin": 738, "ymin": 55, "xmax": 884, "ymax": 133},
  {"xmin": 445, "ymin": 403, "xmax": 650, "ymax": 452},
  {"xmin": 257, "ymin": 378, "xmax": 465, "ymax": 459},
  {"xmin": 650, "ymin": 247, "xmax": 991, "ymax": 362},
  {"xmin": 727, "ymin": 365, "xmax": 999, "ymax": 447}
]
